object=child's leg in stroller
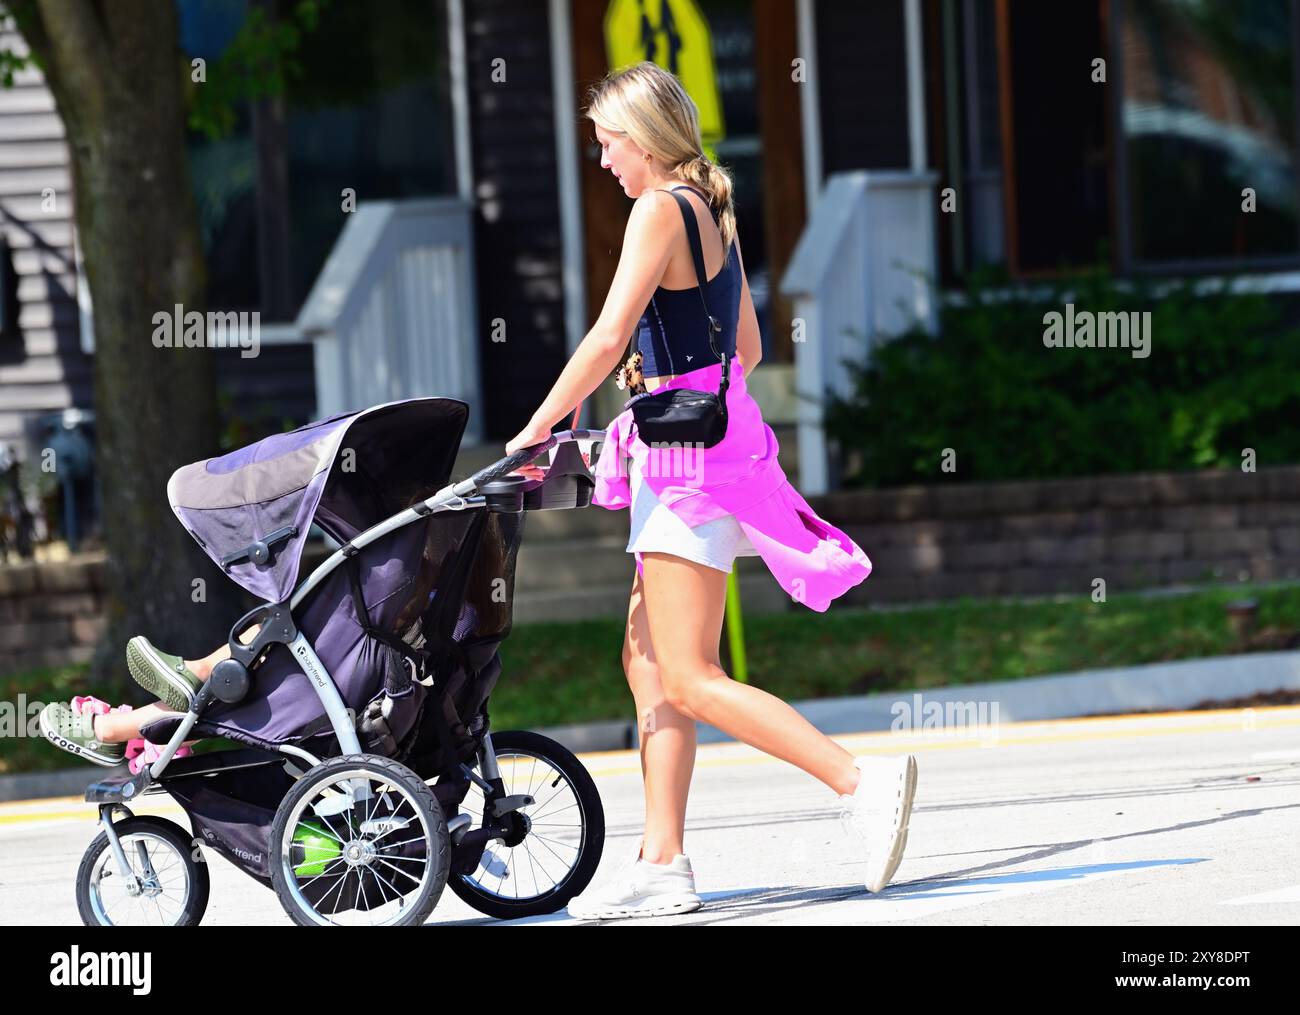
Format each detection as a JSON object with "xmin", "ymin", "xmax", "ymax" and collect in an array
[
  {"xmin": 622, "ymin": 571, "xmax": 695, "ymax": 866},
  {"xmin": 92, "ymin": 701, "xmax": 204, "ymax": 748},
  {"xmin": 92, "ymin": 702, "xmax": 199, "ymax": 745},
  {"xmin": 94, "ymin": 627, "xmax": 264, "ymax": 744},
  {"xmin": 186, "ymin": 622, "xmax": 262, "ymax": 679},
  {"xmin": 128, "ymin": 624, "xmax": 265, "ymax": 710}
]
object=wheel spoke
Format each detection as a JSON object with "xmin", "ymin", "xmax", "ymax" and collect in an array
[
  {"xmin": 527, "ymin": 799, "xmax": 579, "ymax": 823},
  {"xmin": 373, "ymin": 854, "xmax": 425, "ymax": 884},
  {"xmin": 302, "ymin": 818, "xmax": 348, "ymax": 846},
  {"xmin": 522, "ymin": 830, "xmax": 581, "ymax": 852},
  {"xmin": 375, "ymin": 829, "xmax": 427, "ymax": 848},
  {"xmin": 318, "ymin": 866, "xmax": 353, "ymax": 915},
  {"xmin": 367, "ymin": 862, "xmax": 415, "ymax": 905},
  {"xmin": 527, "ymin": 779, "xmax": 572, "ymax": 819},
  {"xmin": 295, "ymin": 855, "xmax": 350, "ymax": 882}
]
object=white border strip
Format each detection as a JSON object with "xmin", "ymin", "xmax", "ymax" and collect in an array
[
  {"xmin": 796, "ymin": 0, "xmax": 823, "ymax": 214},
  {"xmin": 549, "ymin": 0, "xmax": 588, "ymax": 374},
  {"xmin": 448, "ymin": 0, "xmax": 474, "ymax": 202}
]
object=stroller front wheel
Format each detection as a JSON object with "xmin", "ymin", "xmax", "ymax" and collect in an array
[
  {"xmin": 270, "ymin": 754, "xmax": 450, "ymax": 926},
  {"xmin": 448, "ymin": 729, "xmax": 606, "ymax": 919},
  {"xmin": 76, "ymin": 816, "xmax": 210, "ymax": 926}
]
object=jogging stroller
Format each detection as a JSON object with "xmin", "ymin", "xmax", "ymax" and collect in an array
[{"xmin": 74, "ymin": 397, "xmax": 608, "ymax": 926}]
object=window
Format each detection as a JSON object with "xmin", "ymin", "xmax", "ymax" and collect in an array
[
  {"xmin": 178, "ymin": 0, "xmax": 457, "ymax": 318},
  {"xmin": 1118, "ymin": 0, "xmax": 1299, "ymax": 269}
]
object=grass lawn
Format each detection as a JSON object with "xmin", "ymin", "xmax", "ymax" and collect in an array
[{"xmin": 4, "ymin": 581, "xmax": 1298, "ymax": 774}]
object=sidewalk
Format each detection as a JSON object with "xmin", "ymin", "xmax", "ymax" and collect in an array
[{"xmin": 5, "ymin": 649, "xmax": 1298, "ymax": 801}]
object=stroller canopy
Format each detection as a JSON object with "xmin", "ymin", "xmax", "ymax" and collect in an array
[{"xmin": 168, "ymin": 398, "xmax": 470, "ymax": 603}]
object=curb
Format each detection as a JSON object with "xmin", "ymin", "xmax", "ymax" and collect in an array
[{"xmin": 5, "ymin": 650, "xmax": 1298, "ymax": 802}]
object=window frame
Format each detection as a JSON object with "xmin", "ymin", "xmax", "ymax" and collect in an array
[{"xmin": 1110, "ymin": 0, "xmax": 1300, "ymax": 277}]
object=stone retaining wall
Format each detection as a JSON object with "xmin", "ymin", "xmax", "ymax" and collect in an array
[
  {"xmin": 820, "ymin": 466, "xmax": 1299, "ymax": 605},
  {"xmin": 3, "ymin": 466, "xmax": 1297, "ymax": 672}
]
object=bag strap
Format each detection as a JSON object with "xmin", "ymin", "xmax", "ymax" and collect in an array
[{"xmin": 658, "ymin": 187, "xmax": 730, "ymax": 392}]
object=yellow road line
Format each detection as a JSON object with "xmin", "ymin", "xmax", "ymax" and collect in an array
[
  {"xmin": 0, "ymin": 803, "xmax": 184, "ymax": 826},
  {"xmin": 554, "ymin": 703, "xmax": 1300, "ymax": 761},
  {"xmin": 580, "ymin": 708, "xmax": 1300, "ymax": 776}
]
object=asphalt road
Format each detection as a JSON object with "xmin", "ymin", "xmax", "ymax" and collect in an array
[{"xmin": 2, "ymin": 706, "xmax": 1297, "ymax": 926}]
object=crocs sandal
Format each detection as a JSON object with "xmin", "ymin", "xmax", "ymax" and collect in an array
[
  {"xmin": 39, "ymin": 701, "xmax": 125, "ymax": 767},
  {"xmin": 126, "ymin": 636, "xmax": 202, "ymax": 710}
]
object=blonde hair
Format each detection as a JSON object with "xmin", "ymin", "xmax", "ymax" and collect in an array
[{"xmin": 584, "ymin": 60, "xmax": 736, "ymax": 264}]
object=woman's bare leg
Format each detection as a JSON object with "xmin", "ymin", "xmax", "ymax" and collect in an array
[
  {"xmin": 622, "ymin": 567, "xmax": 696, "ymax": 866},
  {"xmin": 639, "ymin": 552, "xmax": 862, "ymax": 799}
]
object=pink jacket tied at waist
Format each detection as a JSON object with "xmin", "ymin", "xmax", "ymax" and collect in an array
[{"xmin": 590, "ymin": 354, "xmax": 872, "ymax": 612}]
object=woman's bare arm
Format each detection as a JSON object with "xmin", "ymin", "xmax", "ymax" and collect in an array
[
  {"xmin": 732, "ymin": 224, "xmax": 762, "ymax": 379},
  {"xmin": 523, "ymin": 191, "xmax": 679, "ymax": 430}
]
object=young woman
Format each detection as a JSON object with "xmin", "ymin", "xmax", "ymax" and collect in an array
[
  {"xmin": 502, "ymin": 61, "xmax": 919, "ymax": 920},
  {"xmin": 41, "ymin": 58, "xmax": 916, "ymax": 921}
]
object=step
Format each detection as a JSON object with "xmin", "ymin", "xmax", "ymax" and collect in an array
[
  {"xmin": 515, "ymin": 530, "xmax": 789, "ymax": 593},
  {"xmin": 511, "ymin": 564, "xmax": 793, "ymax": 624},
  {"xmin": 515, "ymin": 534, "xmax": 632, "ymax": 590},
  {"xmin": 521, "ymin": 503, "xmax": 629, "ymax": 540}
]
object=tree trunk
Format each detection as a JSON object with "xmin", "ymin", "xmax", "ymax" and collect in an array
[{"xmin": 12, "ymin": 0, "xmax": 243, "ymax": 693}]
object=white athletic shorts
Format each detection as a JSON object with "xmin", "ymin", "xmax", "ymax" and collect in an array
[{"xmin": 625, "ymin": 457, "xmax": 760, "ymax": 574}]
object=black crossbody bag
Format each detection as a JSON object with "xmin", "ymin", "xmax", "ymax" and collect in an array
[{"xmin": 623, "ymin": 188, "xmax": 730, "ymax": 448}]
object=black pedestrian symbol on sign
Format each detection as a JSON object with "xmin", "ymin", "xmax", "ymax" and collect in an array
[{"xmin": 637, "ymin": 0, "xmax": 683, "ymax": 72}]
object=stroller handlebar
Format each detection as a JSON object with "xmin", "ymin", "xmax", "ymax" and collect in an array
[{"xmin": 453, "ymin": 428, "xmax": 606, "ymax": 496}]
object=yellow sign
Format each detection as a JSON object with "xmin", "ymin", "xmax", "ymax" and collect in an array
[{"xmin": 603, "ymin": 0, "xmax": 725, "ymax": 155}]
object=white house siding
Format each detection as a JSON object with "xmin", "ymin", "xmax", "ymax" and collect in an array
[{"xmin": 0, "ymin": 22, "xmax": 87, "ymax": 460}]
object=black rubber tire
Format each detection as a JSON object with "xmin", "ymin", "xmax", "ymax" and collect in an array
[
  {"xmin": 76, "ymin": 816, "xmax": 209, "ymax": 926},
  {"xmin": 447, "ymin": 729, "xmax": 605, "ymax": 919},
  {"xmin": 270, "ymin": 753, "xmax": 450, "ymax": 926}
]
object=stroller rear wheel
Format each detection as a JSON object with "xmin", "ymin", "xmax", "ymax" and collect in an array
[
  {"xmin": 270, "ymin": 754, "xmax": 450, "ymax": 926},
  {"xmin": 76, "ymin": 816, "xmax": 210, "ymax": 926},
  {"xmin": 449, "ymin": 729, "xmax": 605, "ymax": 919}
]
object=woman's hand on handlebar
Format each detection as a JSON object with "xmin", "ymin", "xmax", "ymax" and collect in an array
[{"xmin": 504, "ymin": 417, "xmax": 552, "ymax": 481}]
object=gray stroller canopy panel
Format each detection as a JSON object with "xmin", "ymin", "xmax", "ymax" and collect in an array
[{"xmin": 167, "ymin": 397, "xmax": 470, "ymax": 602}]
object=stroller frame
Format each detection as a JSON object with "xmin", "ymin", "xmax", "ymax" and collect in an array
[{"xmin": 83, "ymin": 426, "xmax": 606, "ymax": 890}]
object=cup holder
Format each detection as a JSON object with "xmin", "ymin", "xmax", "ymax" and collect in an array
[
  {"xmin": 479, "ymin": 473, "xmax": 529, "ymax": 513},
  {"xmin": 522, "ymin": 441, "xmax": 594, "ymax": 510},
  {"xmin": 478, "ymin": 441, "xmax": 597, "ymax": 513}
]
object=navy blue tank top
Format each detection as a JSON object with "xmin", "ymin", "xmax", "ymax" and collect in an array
[{"xmin": 635, "ymin": 184, "xmax": 741, "ymax": 377}]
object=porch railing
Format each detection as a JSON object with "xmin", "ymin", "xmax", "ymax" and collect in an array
[
  {"xmin": 293, "ymin": 198, "xmax": 483, "ymax": 444},
  {"xmin": 780, "ymin": 170, "xmax": 939, "ymax": 495}
]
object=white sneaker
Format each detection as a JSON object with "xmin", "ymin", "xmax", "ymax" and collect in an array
[
  {"xmin": 838, "ymin": 754, "xmax": 918, "ymax": 893},
  {"xmin": 566, "ymin": 839, "xmax": 702, "ymax": 920}
]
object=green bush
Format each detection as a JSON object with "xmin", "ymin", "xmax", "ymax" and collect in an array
[{"xmin": 823, "ymin": 262, "xmax": 1300, "ymax": 486}]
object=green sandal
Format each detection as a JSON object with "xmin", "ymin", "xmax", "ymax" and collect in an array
[
  {"xmin": 126, "ymin": 636, "xmax": 202, "ymax": 711},
  {"xmin": 39, "ymin": 702, "xmax": 125, "ymax": 767}
]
